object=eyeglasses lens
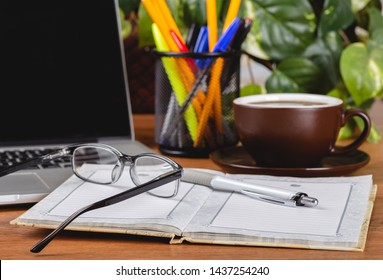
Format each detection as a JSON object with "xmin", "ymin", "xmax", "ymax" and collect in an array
[
  {"xmin": 72, "ymin": 146, "xmax": 120, "ymax": 184},
  {"xmin": 132, "ymin": 156, "xmax": 178, "ymax": 198},
  {"xmin": 72, "ymin": 146, "xmax": 178, "ymax": 197}
]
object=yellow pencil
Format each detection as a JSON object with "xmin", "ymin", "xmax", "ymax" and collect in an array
[
  {"xmin": 204, "ymin": 0, "xmax": 224, "ymax": 147},
  {"xmin": 152, "ymin": 23, "xmax": 198, "ymax": 142},
  {"xmin": 212, "ymin": 60, "xmax": 224, "ymax": 135},
  {"xmin": 223, "ymin": 0, "xmax": 241, "ymax": 32},
  {"xmin": 206, "ymin": 0, "xmax": 218, "ymax": 51},
  {"xmin": 142, "ymin": 0, "xmax": 178, "ymax": 51},
  {"xmin": 194, "ymin": 58, "xmax": 224, "ymax": 148},
  {"xmin": 156, "ymin": 0, "xmax": 184, "ymax": 41}
]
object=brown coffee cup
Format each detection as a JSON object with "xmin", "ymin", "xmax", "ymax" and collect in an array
[{"xmin": 233, "ymin": 93, "xmax": 371, "ymax": 168}]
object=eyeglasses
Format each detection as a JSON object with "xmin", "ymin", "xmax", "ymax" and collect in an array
[{"xmin": 0, "ymin": 143, "xmax": 183, "ymax": 253}]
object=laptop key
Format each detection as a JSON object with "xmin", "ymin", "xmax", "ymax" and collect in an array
[{"xmin": 0, "ymin": 148, "xmax": 70, "ymax": 170}]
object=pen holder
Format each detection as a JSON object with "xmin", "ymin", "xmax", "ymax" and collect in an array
[{"xmin": 153, "ymin": 50, "xmax": 240, "ymax": 158}]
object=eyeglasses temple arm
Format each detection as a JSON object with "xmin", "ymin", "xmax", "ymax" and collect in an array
[
  {"xmin": 0, "ymin": 148, "xmax": 68, "ymax": 178},
  {"xmin": 0, "ymin": 157, "xmax": 43, "ymax": 177},
  {"xmin": 30, "ymin": 204, "xmax": 92, "ymax": 253},
  {"xmin": 104, "ymin": 169, "xmax": 182, "ymax": 206},
  {"xmin": 30, "ymin": 169, "xmax": 182, "ymax": 253}
]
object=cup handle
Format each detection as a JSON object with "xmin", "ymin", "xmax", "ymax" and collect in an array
[{"xmin": 331, "ymin": 108, "xmax": 371, "ymax": 154}]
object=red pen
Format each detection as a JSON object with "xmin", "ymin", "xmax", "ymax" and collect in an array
[{"xmin": 170, "ymin": 30, "xmax": 198, "ymax": 73}]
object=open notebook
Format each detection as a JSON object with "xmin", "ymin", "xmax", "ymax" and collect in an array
[
  {"xmin": 0, "ymin": 0, "xmax": 152, "ymax": 205},
  {"xmin": 11, "ymin": 168, "xmax": 377, "ymax": 251}
]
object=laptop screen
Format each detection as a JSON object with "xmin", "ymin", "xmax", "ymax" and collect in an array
[{"xmin": 0, "ymin": 0, "xmax": 134, "ymax": 146}]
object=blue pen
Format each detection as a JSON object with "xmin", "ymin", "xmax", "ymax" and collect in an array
[
  {"xmin": 194, "ymin": 26, "xmax": 209, "ymax": 52},
  {"xmin": 212, "ymin": 17, "xmax": 241, "ymax": 52},
  {"xmin": 194, "ymin": 26, "xmax": 209, "ymax": 69},
  {"xmin": 203, "ymin": 17, "xmax": 241, "ymax": 67}
]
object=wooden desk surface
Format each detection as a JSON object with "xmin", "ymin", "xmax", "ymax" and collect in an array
[{"xmin": 1, "ymin": 101, "xmax": 383, "ymax": 260}]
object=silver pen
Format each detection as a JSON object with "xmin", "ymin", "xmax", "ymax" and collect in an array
[{"xmin": 182, "ymin": 169, "xmax": 318, "ymax": 207}]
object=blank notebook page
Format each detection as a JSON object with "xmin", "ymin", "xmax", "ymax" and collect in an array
[{"xmin": 211, "ymin": 180, "xmax": 351, "ymax": 236}]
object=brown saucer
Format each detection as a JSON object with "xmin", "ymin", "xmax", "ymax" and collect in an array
[{"xmin": 210, "ymin": 146, "xmax": 370, "ymax": 177}]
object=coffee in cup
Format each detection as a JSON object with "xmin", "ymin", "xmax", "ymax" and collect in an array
[{"xmin": 233, "ymin": 93, "xmax": 371, "ymax": 168}]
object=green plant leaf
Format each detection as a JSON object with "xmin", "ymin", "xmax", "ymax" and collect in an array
[
  {"xmin": 340, "ymin": 42, "xmax": 383, "ymax": 105},
  {"xmin": 327, "ymin": 87, "xmax": 349, "ymax": 103},
  {"xmin": 265, "ymin": 71, "xmax": 302, "ymax": 92},
  {"xmin": 240, "ymin": 84, "xmax": 265, "ymax": 96},
  {"xmin": 351, "ymin": 0, "xmax": 372, "ymax": 12},
  {"xmin": 318, "ymin": 0, "xmax": 354, "ymax": 36},
  {"xmin": 370, "ymin": 29, "xmax": 383, "ymax": 46},
  {"xmin": 182, "ymin": 0, "xmax": 207, "ymax": 28},
  {"xmin": 265, "ymin": 57, "xmax": 322, "ymax": 93},
  {"xmin": 368, "ymin": 7, "xmax": 383, "ymax": 46},
  {"xmin": 242, "ymin": 0, "xmax": 316, "ymax": 61},
  {"xmin": 303, "ymin": 32, "xmax": 344, "ymax": 93},
  {"xmin": 338, "ymin": 121, "xmax": 356, "ymax": 140},
  {"xmin": 368, "ymin": 6, "xmax": 383, "ymax": 34}
]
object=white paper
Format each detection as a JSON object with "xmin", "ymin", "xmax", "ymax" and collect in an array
[
  {"xmin": 48, "ymin": 170, "xmax": 191, "ymax": 219},
  {"xmin": 211, "ymin": 179, "xmax": 351, "ymax": 236}
]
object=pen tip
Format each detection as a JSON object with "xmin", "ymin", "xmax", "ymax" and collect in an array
[{"xmin": 300, "ymin": 196, "xmax": 318, "ymax": 207}]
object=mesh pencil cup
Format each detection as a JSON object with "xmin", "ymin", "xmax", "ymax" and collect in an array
[{"xmin": 153, "ymin": 50, "xmax": 240, "ymax": 158}]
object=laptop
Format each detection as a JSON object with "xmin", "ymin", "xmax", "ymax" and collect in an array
[{"xmin": 0, "ymin": 0, "xmax": 153, "ymax": 205}]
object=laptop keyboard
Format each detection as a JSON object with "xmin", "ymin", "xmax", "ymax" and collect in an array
[{"xmin": 0, "ymin": 148, "xmax": 72, "ymax": 169}]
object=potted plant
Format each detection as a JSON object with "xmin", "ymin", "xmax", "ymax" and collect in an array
[{"xmin": 123, "ymin": 0, "xmax": 383, "ymax": 142}]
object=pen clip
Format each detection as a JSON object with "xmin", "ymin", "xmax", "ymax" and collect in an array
[{"xmin": 241, "ymin": 190, "xmax": 297, "ymax": 207}]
